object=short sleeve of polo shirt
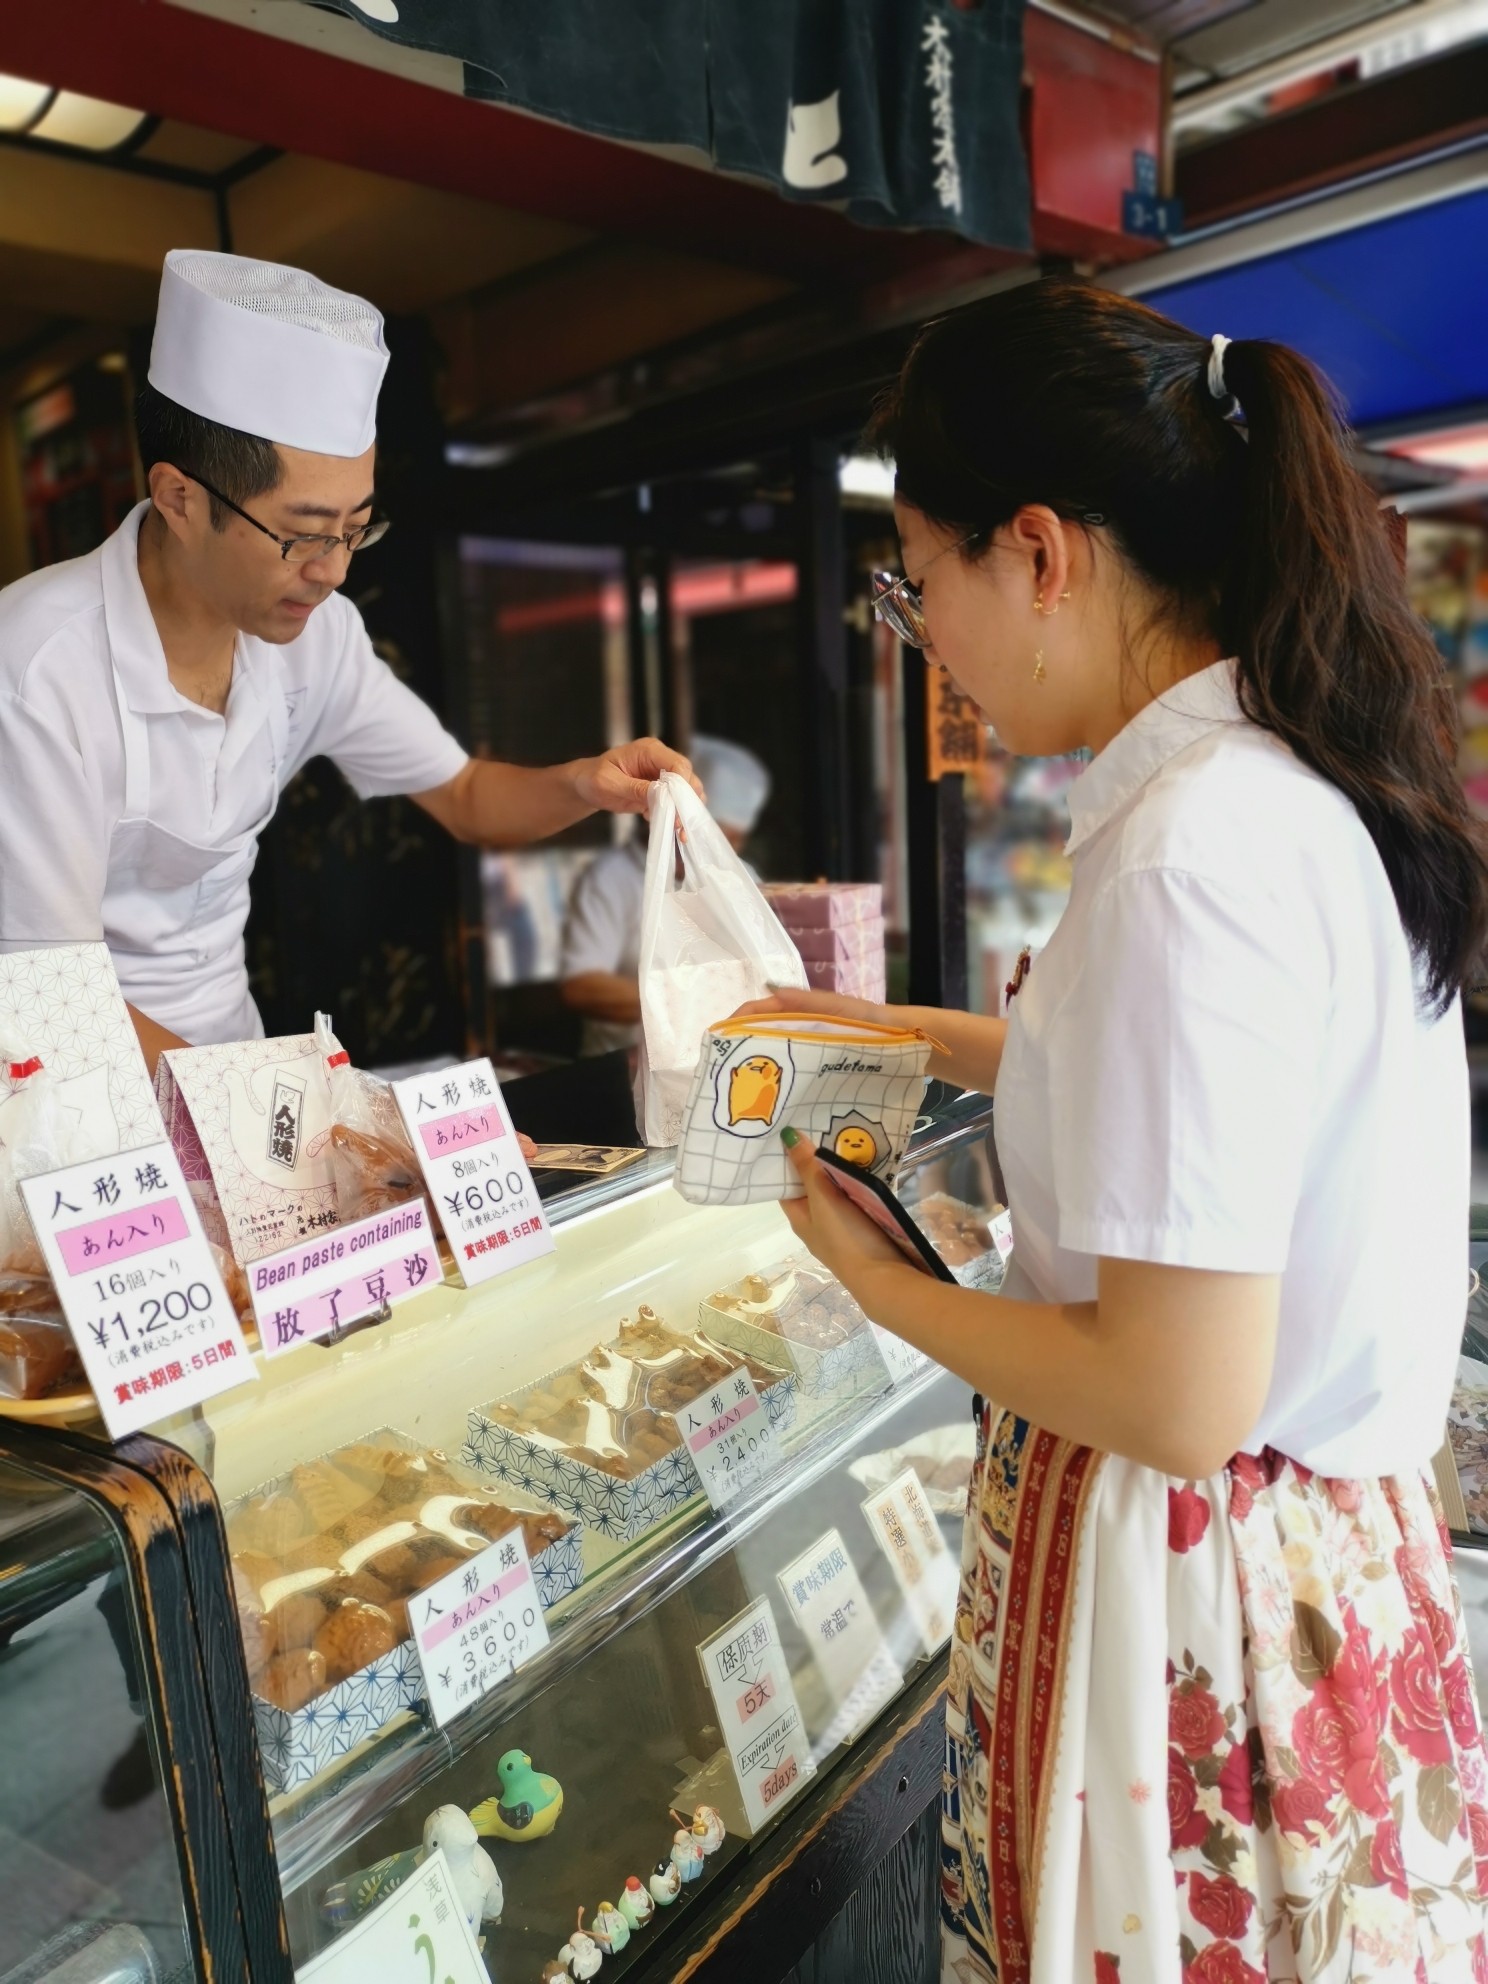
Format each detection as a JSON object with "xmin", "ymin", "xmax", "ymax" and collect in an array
[
  {"xmin": 298, "ymin": 599, "xmax": 468, "ymax": 799},
  {"xmin": 1046, "ymin": 865, "xmax": 1328, "ymax": 1273},
  {"xmin": 560, "ymin": 850, "xmax": 644, "ymax": 978}
]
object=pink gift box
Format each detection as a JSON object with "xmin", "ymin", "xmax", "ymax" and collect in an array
[
  {"xmin": 783, "ymin": 916, "xmax": 886, "ymax": 965},
  {"xmin": 803, "ymin": 958, "xmax": 887, "ymax": 1001},
  {"xmin": 762, "ymin": 882, "xmax": 882, "ymax": 928}
]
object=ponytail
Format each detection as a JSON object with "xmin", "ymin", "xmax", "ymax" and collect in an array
[
  {"xmin": 872, "ymin": 278, "xmax": 1488, "ymax": 1012},
  {"xmin": 1217, "ymin": 338, "xmax": 1483, "ymax": 1011}
]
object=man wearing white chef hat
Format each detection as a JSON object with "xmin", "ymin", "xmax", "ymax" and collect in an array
[{"xmin": 0, "ymin": 250, "xmax": 698, "ymax": 1067}]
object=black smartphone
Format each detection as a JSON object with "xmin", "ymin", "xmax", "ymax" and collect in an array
[{"xmin": 813, "ymin": 1149, "xmax": 957, "ymax": 1282}]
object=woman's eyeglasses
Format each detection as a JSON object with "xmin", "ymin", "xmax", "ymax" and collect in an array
[
  {"xmin": 869, "ymin": 534, "xmax": 976, "ymax": 649},
  {"xmin": 870, "ymin": 512, "xmax": 1106, "ymax": 649},
  {"xmin": 184, "ymin": 471, "xmax": 391, "ymax": 564}
]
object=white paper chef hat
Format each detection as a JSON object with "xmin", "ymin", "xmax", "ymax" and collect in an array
[
  {"xmin": 148, "ymin": 250, "xmax": 388, "ymax": 457},
  {"xmin": 690, "ymin": 734, "xmax": 772, "ymax": 833}
]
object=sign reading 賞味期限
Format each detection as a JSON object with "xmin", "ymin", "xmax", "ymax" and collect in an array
[
  {"xmin": 20, "ymin": 1141, "xmax": 255, "ymax": 1439},
  {"xmin": 860, "ymin": 1465, "xmax": 957, "ymax": 1653},
  {"xmin": 391, "ymin": 1059, "xmax": 554, "ymax": 1285},
  {"xmin": 250, "ymin": 1198, "xmax": 442, "ymax": 1355},
  {"xmin": 671, "ymin": 1366, "xmax": 779, "ymax": 1509},
  {"xmin": 293, "ymin": 1845, "xmax": 487, "ymax": 1984},
  {"xmin": 412, "ymin": 1526, "xmax": 550, "ymax": 1731},
  {"xmin": 777, "ymin": 1528, "xmax": 902, "ymax": 1750},
  {"xmin": 697, "ymin": 1595, "xmax": 813, "ymax": 1834}
]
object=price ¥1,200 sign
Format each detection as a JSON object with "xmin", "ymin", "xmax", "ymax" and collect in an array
[{"xmin": 20, "ymin": 1141, "xmax": 255, "ymax": 1439}]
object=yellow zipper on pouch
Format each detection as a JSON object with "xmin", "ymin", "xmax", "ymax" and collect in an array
[{"xmin": 706, "ymin": 1013, "xmax": 946, "ymax": 1053}]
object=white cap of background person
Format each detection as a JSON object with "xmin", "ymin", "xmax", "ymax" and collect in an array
[
  {"xmin": 689, "ymin": 734, "xmax": 771, "ymax": 837},
  {"xmin": 148, "ymin": 249, "xmax": 389, "ymax": 455}
]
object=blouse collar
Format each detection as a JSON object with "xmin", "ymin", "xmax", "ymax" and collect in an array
[{"xmin": 1065, "ymin": 658, "xmax": 1243, "ymax": 855}]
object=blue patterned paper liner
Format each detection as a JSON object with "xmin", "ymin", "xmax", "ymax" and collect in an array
[
  {"xmin": 462, "ymin": 1374, "xmax": 798, "ymax": 1542},
  {"xmin": 698, "ymin": 1301, "xmax": 893, "ymax": 1403},
  {"xmin": 252, "ymin": 1522, "xmax": 583, "ymax": 1795}
]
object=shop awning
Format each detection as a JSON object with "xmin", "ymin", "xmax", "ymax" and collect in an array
[
  {"xmin": 315, "ymin": 0, "xmax": 1031, "ymax": 251},
  {"xmin": 1128, "ymin": 171, "xmax": 1488, "ymax": 433}
]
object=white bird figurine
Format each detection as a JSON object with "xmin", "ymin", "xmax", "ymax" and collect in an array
[{"xmin": 423, "ymin": 1805, "xmax": 503, "ymax": 1929}]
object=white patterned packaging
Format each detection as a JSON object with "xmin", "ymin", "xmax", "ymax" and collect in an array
[
  {"xmin": 156, "ymin": 1034, "xmax": 336, "ymax": 1265},
  {"xmin": 0, "ymin": 942, "xmax": 164, "ymax": 1155},
  {"xmin": 673, "ymin": 1015, "xmax": 935, "ymax": 1208}
]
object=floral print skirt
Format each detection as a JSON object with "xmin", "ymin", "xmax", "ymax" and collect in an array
[{"xmin": 941, "ymin": 1404, "xmax": 1488, "ymax": 1983}]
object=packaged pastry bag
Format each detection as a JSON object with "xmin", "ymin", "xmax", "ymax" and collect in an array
[
  {"xmin": 673, "ymin": 1013, "xmax": 937, "ymax": 1207},
  {"xmin": 635, "ymin": 771, "xmax": 807, "ymax": 1147}
]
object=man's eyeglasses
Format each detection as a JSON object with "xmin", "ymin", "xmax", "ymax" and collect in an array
[
  {"xmin": 870, "ymin": 511, "xmax": 1107, "ymax": 649},
  {"xmin": 184, "ymin": 471, "xmax": 391, "ymax": 564}
]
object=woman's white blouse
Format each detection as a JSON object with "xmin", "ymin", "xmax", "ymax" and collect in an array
[{"xmin": 995, "ymin": 659, "xmax": 1468, "ymax": 1476}]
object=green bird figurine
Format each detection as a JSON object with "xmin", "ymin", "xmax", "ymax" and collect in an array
[{"xmin": 470, "ymin": 1748, "xmax": 564, "ymax": 1842}]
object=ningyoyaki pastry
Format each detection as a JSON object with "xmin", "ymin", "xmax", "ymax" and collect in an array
[
  {"xmin": 648, "ymin": 1858, "xmax": 682, "ymax": 1905},
  {"xmin": 616, "ymin": 1876, "xmax": 654, "ymax": 1930}
]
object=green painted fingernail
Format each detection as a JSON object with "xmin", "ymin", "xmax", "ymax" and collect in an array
[{"xmin": 780, "ymin": 1126, "xmax": 799, "ymax": 1148}]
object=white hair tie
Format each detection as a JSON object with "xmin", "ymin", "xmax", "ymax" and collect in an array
[{"xmin": 1207, "ymin": 333, "xmax": 1232, "ymax": 401}]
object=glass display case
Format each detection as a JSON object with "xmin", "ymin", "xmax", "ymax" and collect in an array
[{"xmin": 0, "ymin": 1090, "xmax": 1005, "ymax": 1984}]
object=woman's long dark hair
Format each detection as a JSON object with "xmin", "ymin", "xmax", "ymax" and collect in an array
[{"xmin": 871, "ymin": 277, "xmax": 1488, "ymax": 1013}]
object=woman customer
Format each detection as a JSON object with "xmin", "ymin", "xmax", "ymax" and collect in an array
[{"xmin": 747, "ymin": 280, "xmax": 1488, "ymax": 1980}]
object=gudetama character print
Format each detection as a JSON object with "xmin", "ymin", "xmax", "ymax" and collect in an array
[
  {"xmin": 832, "ymin": 1124, "xmax": 878, "ymax": 1167},
  {"xmin": 727, "ymin": 1055, "xmax": 783, "ymax": 1127}
]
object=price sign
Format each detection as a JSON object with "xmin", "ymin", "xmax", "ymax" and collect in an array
[
  {"xmin": 870, "ymin": 1324, "xmax": 929, "ymax": 1387},
  {"xmin": 697, "ymin": 1596, "xmax": 813, "ymax": 1834},
  {"xmin": 778, "ymin": 1528, "xmax": 902, "ymax": 1748},
  {"xmin": 412, "ymin": 1527, "xmax": 550, "ymax": 1730},
  {"xmin": 250, "ymin": 1199, "xmax": 442, "ymax": 1356},
  {"xmin": 672, "ymin": 1366, "xmax": 779, "ymax": 1509},
  {"xmin": 861, "ymin": 1465, "xmax": 958, "ymax": 1653},
  {"xmin": 392, "ymin": 1059, "xmax": 554, "ymax": 1286},
  {"xmin": 21, "ymin": 1141, "xmax": 255, "ymax": 1439},
  {"xmin": 295, "ymin": 1846, "xmax": 487, "ymax": 1984}
]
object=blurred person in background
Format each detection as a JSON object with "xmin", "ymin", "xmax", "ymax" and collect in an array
[{"xmin": 560, "ymin": 735, "xmax": 770, "ymax": 1056}]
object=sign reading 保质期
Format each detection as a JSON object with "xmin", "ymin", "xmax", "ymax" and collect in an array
[
  {"xmin": 697, "ymin": 1595, "xmax": 813, "ymax": 1833},
  {"xmin": 20, "ymin": 1141, "xmax": 255, "ymax": 1438},
  {"xmin": 249, "ymin": 1198, "xmax": 442, "ymax": 1355},
  {"xmin": 392, "ymin": 1059, "xmax": 554, "ymax": 1285}
]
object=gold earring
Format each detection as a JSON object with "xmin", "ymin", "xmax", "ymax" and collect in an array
[
  {"xmin": 1034, "ymin": 589, "xmax": 1062, "ymax": 618},
  {"xmin": 1059, "ymin": 589, "xmax": 1071, "ymax": 601},
  {"xmin": 1034, "ymin": 649, "xmax": 1046, "ymax": 683},
  {"xmin": 1033, "ymin": 591, "xmax": 1046, "ymax": 615}
]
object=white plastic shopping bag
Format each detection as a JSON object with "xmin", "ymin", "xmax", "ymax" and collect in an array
[{"xmin": 636, "ymin": 772, "xmax": 807, "ymax": 1147}]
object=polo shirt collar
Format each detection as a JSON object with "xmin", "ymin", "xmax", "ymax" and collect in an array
[
  {"xmin": 100, "ymin": 503, "xmax": 187, "ymax": 714},
  {"xmin": 1065, "ymin": 658, "xmax": 1243, "ymax": 855}
]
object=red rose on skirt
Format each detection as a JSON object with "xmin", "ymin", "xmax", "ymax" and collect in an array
[
  {"xmin": 1332, "ymin": 1621, "xmax": 1390, "ymax": 1729},
  {"xmin": 1469, "ymin": 1802, "xmax": 1488, "ymax": 1861},
  {"xmin": 1169, "ymin": 1749, "xmax": 1210, "ymax": 1850},
  {"xmin": 1171, "ymin": 1684, "xmax": 1227, "ymax": 1760},
  {"xmin": 1390, "ymin": 1629, "xmax": 1453, "ymax": 1768},
  {"xmin": 1214, "ymin": 1736, "xmax": 1254, "ymax": 1825},
  {"xmin": 1269, "ymin": 1774, "xmax": 1332, "ymax": 1839},
  {"xmin": 1292, "ymin": 1692, "xmax": 1352, "ymax": 1796},
  {"xmin": 1229, "ymin": 1455, "xmax": 1264, "ymax": 1522},
  {"xmin": 1370, "ymin": 1816, "xmax": 1407, "ymax": 1896},
  {"xmin": 1188, "ymin": 1872, "xmax": 1254, "ymax": 1940},
  {"xmin": 1182, "ymin": 1940, "xmax": 1265, "ymax": 1984},
  {"xmin": 1169, "ymin": 1485, "xmax": 1211, "ymax": 1554},
  {"xmin": 1401, "ymin": 1562, "xmax": 1457, "ymax": 1669},
  {"xmin": 1443, "ymin": 1657, "xmax": 1481, "ymax": 1749},
  {"xmin": 1095, "ymin": 1955, "xmax": 1121, "ymax": 1984}
]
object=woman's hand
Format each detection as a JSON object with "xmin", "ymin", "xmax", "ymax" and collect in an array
[
  {"xmin": 779, "ymin": 1129, "xmax": 912, "ymax": 1297},
  {"xmin": 731, "ymin": 988, "xmax": 896, "ymax": 1027}
]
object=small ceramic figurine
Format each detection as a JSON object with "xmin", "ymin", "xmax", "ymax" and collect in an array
[
  {"xmin": 471, "ymin": 1748, "xmax": 564, "ymax": 1842},
  {"xmin": 616, "ymin": 1876, "xmax": 654, "ymax": 1931},
  {"xmin": 690, "ymin": 1804, "xmax": 726, "ymax": 1855},
  {"xmin": 319, "ymin": 1803, "xmax": 502, "ymax": 1930},
  {"xmin": 669, "ymin": 1826, "xmax": 705, "ymax": 1885},
  {"xmin": 556, "ymin": 1908, "xmax": 604, "ymax": 1980},
  {"xmin": 648, "ymin": 1858, "xmax": 682, "ymax": 1906},
  {"xmin": 541, "ymin": 1963, "xmax": 569, "ymax": 1983},
  {"xmin": 590, "ymin": 1901, "xmax": 631, "ymax": 1955}
]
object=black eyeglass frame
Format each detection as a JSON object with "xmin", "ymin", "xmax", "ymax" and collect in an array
[{"xmin": 183, "ymin": 471, "xmax": 391, "ymax": 564}]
